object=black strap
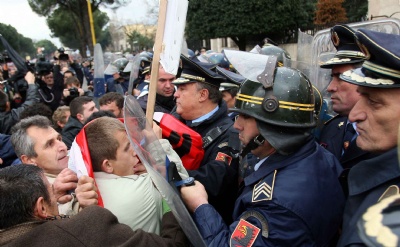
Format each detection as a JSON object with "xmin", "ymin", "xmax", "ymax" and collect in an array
[{"xmin": 202, "ymin": 122, "xmax": 233, "ymax": 149}]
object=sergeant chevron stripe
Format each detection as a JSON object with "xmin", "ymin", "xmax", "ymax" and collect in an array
[{"xmin": 252, "ymin": 170, "xmax": 277, "ymax": 202}]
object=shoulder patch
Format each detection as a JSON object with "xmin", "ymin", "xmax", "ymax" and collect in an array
[
  {"xmin": 323, "ymin": 114, "xmax": 340, "ymax": 125},
  {"xmin": 241, "ymin": 211, "xmax": 269, "ymax": 238},
  {"xmin": 215, "ymin": 152, "xmax": 232, "ymax": 165},
  {"xmin": 218, "ymin": 142, "xmax": 229, "ymax": 148},
  {"xmin": 252, "ymin": 170, "xmax": 277, "ymax": 202},
  {"xmin": 230, "ymin": 219, "xmax": 260, "ymax": 247}
]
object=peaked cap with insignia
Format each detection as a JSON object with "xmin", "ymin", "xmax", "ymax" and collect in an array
[
  {"xmin": 173, "ymin": 54, "xmax": 225, "ymax": 87},
  {"xmin": 340, "ymin": 28, "xmax": 400, "ymax": 88},
  {"xmin": 216, "ymin": 66, "xmax": 245, "ymax": 91},
  {"xmin": 320, "ymin": 24, "xmax": 366, "ymax": 68}
]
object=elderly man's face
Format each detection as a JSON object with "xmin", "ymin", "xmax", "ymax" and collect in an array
[
  {"xmin": 174, "ymin": 82, "xmax": 201, "ymax": 120},
  {"xmin": 25, "ymin": 126, "xmax": 69, "ymax": 175},
  {"xmin": 349, "ymin": 86, "xmax": 400, "ymax": 152}
]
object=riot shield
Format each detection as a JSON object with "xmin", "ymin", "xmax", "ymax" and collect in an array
[
  {"xmin": 224, "ymin": 49, "xmax": 274, "ymax": 83},
  {"xmin": 310, "ymin": 18, "xmax": 400, "ymax": 116},
  {"xmin": 124, "ymin": 95, "xmax": 206, "ymax": 247},
  {"xmin": 93, "ymin": 44, "xmax": 106, "ymax": 98},
  {"xmin": 124, "ymin": 55, "xmax": 142, "ymax": 96}
]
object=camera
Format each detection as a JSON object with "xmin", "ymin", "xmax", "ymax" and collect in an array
[
  {"xmin": 58, "ymin": 47, "xmax": 69, "ymax": 61},
  {"xmin": 36, "ymin": 61, "xmax": 53, "ymax": 75},
  {"xmin": 0, "ymin": 50, "xmax": 12, "ymax": 63},
  {"xmin": 68, "ymin": 87, "xmax": 79, "ymax": 98}
]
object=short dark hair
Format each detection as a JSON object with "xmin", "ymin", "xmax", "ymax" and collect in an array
[
  {"xmin": 70, "ymin": 96, "xmax": 93, "ymax": 117},
  {"xmin": 0, "ymin": 165, "xmax": 50, "ymax": 229},
  {"xmin": 20, "ymin": 103, "xmax": 53, "ymax": 122},
  {"xmin": 85, "ymin": 117, "xmax": 125, "ymax": 172},
  {"xmin": 0, "ymin": 90, "xmax": 9, "ymax": 112},
  {"xmin": 84, "ymin": 110, "xmax": 116, "ymax": 125},
  {"xmin": 99, "ymin": 92, "xmax": 124, "ymax": 110},
  {"xmin": 65, "ymin": 76, "xmax": 80, "ymax": 88}
]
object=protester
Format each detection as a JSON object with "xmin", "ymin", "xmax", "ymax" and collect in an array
[
  {"xmin": 137, "ymin": 65, "xmax": 176, "ymax": 113},
  {"xmin": 0, "ymin": 71, "xmax": 39, "ymax": 134},
  {"xmin": 99, "ymin": 92, "xmax": 124, "ymax": 118},
  {"xmin": 0, "ymin": 165, "xmax": 189, "ymax": 247},
  {"xmin": 10, "ymin": 115, "xmax": 78, "ymax": 214},
  {"xmin": 52, "ymin": 105, "xmax": 70, "ymax": 133},
  {"xmin": 62, "ymin": 96, "xmax": 98, "ymax": 149}
]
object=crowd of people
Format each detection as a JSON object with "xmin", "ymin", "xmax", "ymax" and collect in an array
[{"xmin": 1, "ymin": 23, "xmax": 400, "ymax": 247}]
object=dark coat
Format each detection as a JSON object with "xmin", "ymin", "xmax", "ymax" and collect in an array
[
  {"xmin": 0, "ymin": 134, "xmax": 18, "ymax": 168},
  {"xmin": 0, "ymin": 84, "xmax": 39, "ymax": 135},
  {"xmin": 173, "ymin": 100, "xmax": 240, "ymax": 225},
  {"xmin": 38, "ymin": 67, "xmax": 64, "ymax": 112},
  {"xmin": 338, "ymin": 148, "xmax": 400, "ymax": 246},
  {"xmin": 137, "ymin": 93, "xmax": 176, "ymax": 114},
  {"xmin": 0, "ymin": 206, "xmax": 189, "ymax": 247},
  {"xmin": 61, "ymin": 116, "xmax": 83, "ymax": 149},
  {"xmin": 193, "ymin": 140, "xmax": 345, "ymax": 247}
]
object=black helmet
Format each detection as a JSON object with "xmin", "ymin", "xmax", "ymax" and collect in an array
[
  {"xmin": 260, "ymin": 45, "xmax": 291, "ymax": 67},
  {"xmin": 232, "ymin": 67, "xmax": 315, "ymax": 128},
  {"xmin": 226, "ymin": 50, "xmax": 315, "ymax": 155}
]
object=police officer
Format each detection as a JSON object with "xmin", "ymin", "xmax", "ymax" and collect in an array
[
  {"xmin": 104, "ymin": 57, "xmax": 129, "ymax": 94},
  {"xmin": 181, "ymin": 51, "xmax": 345, "ymax": 246},
  {"xmin": 216, "ymin": 66, "xmax": 244, "ymax": 121},
  {"xmin": 337, "ymin": 29, "xmax": 400, "ymax": 247},
  {"xmin": 318, "ymin": 25, "xmax": 377, "ymax": 194},
  {"xmin": 172, "ymin": 54, "xmax": 240, "ymax": 225}
]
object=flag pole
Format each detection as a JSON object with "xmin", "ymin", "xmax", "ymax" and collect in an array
[{"xmin": 146, "ymin": 0, "xmax": 168, "ymax": 126}]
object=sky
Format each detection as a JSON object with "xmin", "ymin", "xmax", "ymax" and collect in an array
[{"xmin": 0, "ymin": 0, "xmax": 151, "ymax": 49}]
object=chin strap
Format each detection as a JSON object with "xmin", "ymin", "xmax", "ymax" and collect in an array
[{"xmin": 241, "ymin": 134, "xmax": 265, "ymax": 158}]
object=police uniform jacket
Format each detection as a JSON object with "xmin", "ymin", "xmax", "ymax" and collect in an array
[
  {"xmin": 338, "ymin": 147, "xmax": 400, "ymax": 246},
  {"xmin": 319, "ymin": 115, "xmax": 374, "ymax": 168},
  {"xmin": 192, "ymin": 139, "xmax": 345, "ymax": 246},
  {"xmin": 319, "ymin": 116, "xmax": 378, "ymax": 195},
  {"xmin": 173, "ymin": 100, "xmax": 239, "ymax": 225}
]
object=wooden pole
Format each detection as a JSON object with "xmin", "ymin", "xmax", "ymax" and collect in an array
[
  {"xmin": 146, "ymin": 0, "xmax": 168, "ymax": 126},
  {"xmin": 87, "ymin": 0, "xmax": 96, "ymax": 45}
]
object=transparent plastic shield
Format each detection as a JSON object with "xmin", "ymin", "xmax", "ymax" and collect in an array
[
  {"xmin": 93, "ymin": 44, "xmax": 106, "ymax": 97},
  {"xmin": 224, "ymin": 49, "xmax": 274, "ymax": 82},
  {"xmin": 310, "ymin": 18, "xmax": 400, "ymax": 94},
  {"xmin": 124, "ymin": 95, "xmax": 206, "ymax": 247},
  {"xmin": 125, "ymin": 55, "xmax": 142, "ymax": 95}
]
